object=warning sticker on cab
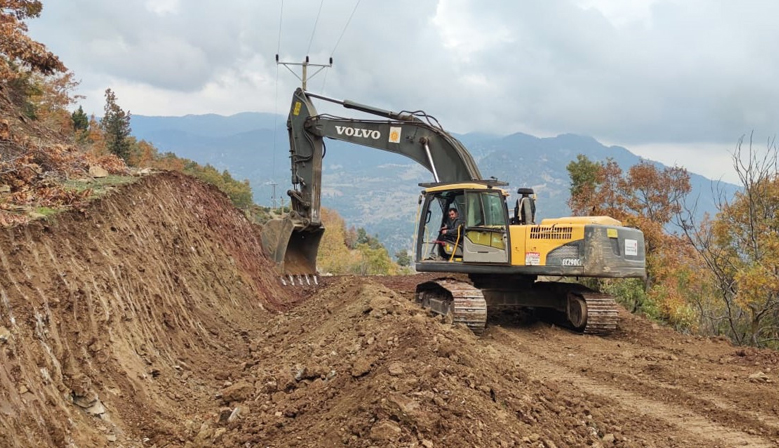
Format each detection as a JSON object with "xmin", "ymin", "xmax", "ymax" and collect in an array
[
  {"xmin": 389, "ymin": 126, "xmax": 401, "ymax": 143},
  {"xmin": 525, "ymin": 252, "xmax": 541, "ymax": 266},
  {"xmin": 625, "ymin": 239, "xmax": 638, "ymax": 256}
]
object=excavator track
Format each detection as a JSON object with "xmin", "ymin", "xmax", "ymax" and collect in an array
[
  {"xmin": 415, "ymin": 279, "xmax": 487, "ymax": 335},
  {"xmin": 567, "ymin": 290, "xmax": 619, "ymax": 335}
]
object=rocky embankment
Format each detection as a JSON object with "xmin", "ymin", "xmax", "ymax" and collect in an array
[{"xmin": 2, "ymin": 172, "xmax": 779, "ymax": 448}]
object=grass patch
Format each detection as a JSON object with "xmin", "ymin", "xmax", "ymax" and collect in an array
[
  {"xmin": 63, "ymin": 175, "xmax": 138, "ymax": 196},
  {"xmin": 34, "ymin": 207, "xmax": 58, "ymax": 217}
]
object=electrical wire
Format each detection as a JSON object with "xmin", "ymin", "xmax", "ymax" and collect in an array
[
  {"xmin": 320, "ymin": 69, "xmax": 329, "ymax": 94},
  {"xmin": 276, "ymin": 0, "xmax": 284, "ymax": 55},
  {"xmin": 272, "ymin": 0, "xmax": 285, "ymax": 208},
  {"xmin": 272, "ymin": 62, "xmax": 280, "ymax": 204},
  {"xmin": 307, "ymin": 0, "xmax": 325, "ymax": 55},
  {"xmin": 331, "ymin": 0, "xmax": 360, "ymax": 57},
  {"xmin": 322, "ymin": 0, "xmax": 361, "ymax": 93}
]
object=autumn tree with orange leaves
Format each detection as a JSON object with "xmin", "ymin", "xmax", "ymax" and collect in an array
[
  {"xmin": 680, "ymin": 137, "xmax": 779, "ymax": 346},
  {"xmin": 0, "ymin": 1, "xmax": 262, "ymax": 225},
  {"xmin": 567, "ymin": 155, "xmax": 692, "ymax": 320},
  {"xmin": 0, "ymin": 0, "xmax": 65, "ymax": 78},
  {"xmin": 0, "ymin": 1, "xmax": 72, "ymax": 118},
  {"xmin": 316, "ymin": 207, "xmax": 400, "ymax": 276}
]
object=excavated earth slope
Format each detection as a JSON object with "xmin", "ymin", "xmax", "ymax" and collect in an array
[{"xmin": 2, "ymin": 172, "xmax": 779, "ymax": 448}]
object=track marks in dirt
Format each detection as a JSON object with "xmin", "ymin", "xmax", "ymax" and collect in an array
[{"xmin": 487, "ymin": 325, "xmax": 778, "ymax": 447}]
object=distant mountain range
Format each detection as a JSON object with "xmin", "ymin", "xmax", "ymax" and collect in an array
[{"xmin": 131, "ymin": 112, "xmax": 738, "ymax": 255}]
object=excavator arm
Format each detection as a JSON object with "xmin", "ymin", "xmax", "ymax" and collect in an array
[{"xmin": 261, "ymin": 88, "xmax": 482, "ymax": 279}]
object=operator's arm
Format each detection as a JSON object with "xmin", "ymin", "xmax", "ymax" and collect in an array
[{"xmin": 441, "ymin": 218, "xmax": 462, "ymax": 236}]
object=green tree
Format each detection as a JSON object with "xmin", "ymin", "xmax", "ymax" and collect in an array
[
  {"xmin": 395, "ymin": 250, "xmax": 411, "ymax": 267},
  {"xmin": 356, "ymin": 227, "xmax": 382, "ymax": 249},
  {"xmin": 100, "ymin": 88, "xmax": 131, "ymax": 161},
  {"xmin": 71, "ymin": 105, "xmax": 88, "ymax": 131},
  {"xmin": 353, "ymin": 243, "xmax": 396, "ymax": 276},
  {"xmin": 179, "ymin": 162, "xmax": 253, "ymax": 209},
  {"xmin": 567, "ymin": 154, "xmax": 600, "ymax": 208}
]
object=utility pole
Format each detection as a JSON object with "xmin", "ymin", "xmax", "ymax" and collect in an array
[
  {"xmin": 269, "ymin": 181, "xmax": 278, "ymax": 209},
  {"xmin": 276, "ymin": 55, "xmax": 333, "ymax": 90}
]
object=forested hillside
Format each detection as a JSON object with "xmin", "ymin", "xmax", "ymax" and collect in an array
[{"xmin": 130, "ymin": 112, "xmax": 739, "ymax": 255}]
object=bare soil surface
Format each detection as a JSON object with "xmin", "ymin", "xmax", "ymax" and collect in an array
[{"xmin": 2, "ymin": 172, "xmax": 779, "ymax": 447}]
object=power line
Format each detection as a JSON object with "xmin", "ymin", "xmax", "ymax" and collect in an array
[
  {"xmin": 307, "ymin": 0, "xmax": 325, "ymax": 55},
  {"xmin": 322, "ymin": 0, "xmax": 361, "ymax": 94},
  {"xmin": 272, "ymin": 62, "xmax": 279, "ymax": 187},
  {"xmin": 331, "ymin": 0, "xmax": 361, "ymax": 57},
  {"xmin": 272, "ymin": 0, "xmax": 285, "ymax": 199},
  {"xmin": 320, "ymin": 68, "xmax": 330, "ymax": 94},
  {"xmin": 276, "ymin": 0, "xmax": 284, "ymax": 54}
]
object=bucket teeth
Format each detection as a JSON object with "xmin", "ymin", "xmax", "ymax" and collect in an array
[{"xmin": 279, "ymin": 274, "xmax": 319, "ymax": 287}]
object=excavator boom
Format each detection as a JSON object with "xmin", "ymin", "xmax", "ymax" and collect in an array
[{"xmin": 262, "ymin": 88, "xmax": 482, "ymax": 279}]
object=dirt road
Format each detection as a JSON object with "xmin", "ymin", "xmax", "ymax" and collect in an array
[{"xmin": 1, "ymin": 173, "xmax": 778, "ymax": 447}]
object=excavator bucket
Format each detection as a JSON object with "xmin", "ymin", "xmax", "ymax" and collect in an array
[{"xmin": 260, "ymin": 217, "xmax": 325, "ymax": 286}]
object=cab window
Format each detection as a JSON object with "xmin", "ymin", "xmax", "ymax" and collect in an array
[
  {"xmin": 465, "ymin": 191, "xmax": 505, "ymax": 227},
  {"xmin": 484, "ymin": 192, "xmax": 505, "ymax": 226}
]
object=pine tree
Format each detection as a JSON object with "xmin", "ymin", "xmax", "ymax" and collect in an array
[
  {"xmin": 100, "ymin": 88, "xmax": 131, "ymax": 161},
  {"xmin": 71, "ymin": 105, "xmax": 88, "ymax": 131}
]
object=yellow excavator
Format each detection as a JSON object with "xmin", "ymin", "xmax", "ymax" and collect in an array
[{"xmin": 261, "ymin": 88, "xmax": 646, "ymax": 335}]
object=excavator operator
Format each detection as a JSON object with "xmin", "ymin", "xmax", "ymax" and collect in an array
[
  {"xmin": 440, "ymin": 208, "xmax": 462, "ymax": 242},
  {"xmin": 425, "ymin": 207, "xmax": 463, "ymax": 260}
]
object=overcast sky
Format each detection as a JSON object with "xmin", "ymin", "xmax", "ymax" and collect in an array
[{"xmin": 27, "ymin": 0, "xmax": 779, "ymax": 183}]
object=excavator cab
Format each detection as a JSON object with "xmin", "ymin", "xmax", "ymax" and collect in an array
[
  {"xmin": 416, "ymin": 182, "xmax": 511, "ymax": 266},
  {"xmin": 420, "ymin": 193, "xmax": 465, "ymax": 260}
]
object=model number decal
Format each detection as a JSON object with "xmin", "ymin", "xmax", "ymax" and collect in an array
[
  {"xmin": 335, "ymin": 126, "xmax": 381, "ymax": 139},
  {"xmin": 562, "ymin": 258, "xmax": 582, "ymax": 266}
]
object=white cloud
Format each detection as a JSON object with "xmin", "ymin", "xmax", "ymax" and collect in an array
[
  {"xmin": 23, "ymin": 0, "xmax": 779, "ymax": 182},
  {"xmin": 432, "ymin": 0, "xmax": 515, "ymax": 61},
  {"xmin": 626, "ymin": 141, "xmax": 738, "ymax": 184},
  {"xmin": 575, "ymin": 0, "xmax": 658, "ymax": 27},
  {"xmin": 145, "ymin": 0, "xmax": 180, "ymax": 16}
]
